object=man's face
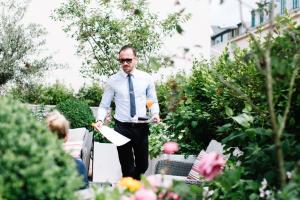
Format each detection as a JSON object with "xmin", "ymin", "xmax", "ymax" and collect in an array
[{"xmin": 118, "ymin": 48, "xmax": 137, "ymax": 74}]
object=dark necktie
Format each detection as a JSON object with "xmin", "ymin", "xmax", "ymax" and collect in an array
[{"xmin": 128, "ymin": 74, "xmax": 136, "ymax": 117}]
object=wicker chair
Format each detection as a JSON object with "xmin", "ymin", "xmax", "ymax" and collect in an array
[
  {"xmin": 155, "ymin": 160, "xmax": 193, "ymax": 176},
  {"xmin": 153, "ymin": 140, "xmax": 224, "ymax": 185},
  {"xmin": 154, "ymin": 160, "xmax": 201, "ymax": 185}
]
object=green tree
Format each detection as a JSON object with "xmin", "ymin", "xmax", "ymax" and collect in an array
[
  {"xmin": 53, "ymin": 0, "xmax": 190, "ymax": 80},
  {"xmin": 0, "ymin": 0, "xmax": 53, "ymax": 88}
]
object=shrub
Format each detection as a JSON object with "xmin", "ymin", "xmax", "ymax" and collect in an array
[
  {"xmin": 56, "ymin": 99, "xmax": 95, "ymax": 129},
  {"xmin": 76, "ymin": 82, "xmax": 103, "ymax": 106},
  {"xmin": 149, "ymin": 123, "xmax": 173, "ymax": 158},
  {"xmin": 9, "ymin": 83, "xmax": 46, "ymax": 104},
  {"xmin": 155, "ymin": 83, "xmax": 169, "ymax": 119},
  {"xmin": 0, "ymin": 97, "xmax": 81, "ymax": 199},
  {"xmin": 41, "ymin": 82, "xmax": 75, "ymax": 105},
  {"xmin": 8, "ymin": 82, "xmax": 75, "ymax": 105},
  {"xmin": 156, "ymin": 77, "xmax": 183, "ymax": 119}
]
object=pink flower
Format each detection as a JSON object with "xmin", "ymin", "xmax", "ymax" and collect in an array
[
  {"xmin": 157, "ymin": 192, "xmax": 164, "ymax": 200},
  {"xmin": 163, "ymin": 142, "xmax": 179, "ymax": 154},
  {"xmin": 198, "ymin": 152, "xmax": 226, "ymax": 181},
  {"xmin": 157, "ymin": 191, "xmax": 181, "ymax": 200},
  {"xmin": 146, "ymin": 175, "xmax": 162, "ymax": 189},
  {"xmin": 134, "ymin": 188, "xmax": 156, "ymax": 200},
  {"xmin": 165, "ymin": 191, "xmax": 181, "ymax": 200}
]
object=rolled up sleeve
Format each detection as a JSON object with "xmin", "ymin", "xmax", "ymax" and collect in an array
[{"xmin": 97, "ymin": 83, "xmax": 114, "ymax": 121}]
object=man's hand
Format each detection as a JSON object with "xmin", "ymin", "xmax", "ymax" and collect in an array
[
  {"xmin": 104, "ymin": 108, "xmax": 112, "ymax": 125},
  {"xmin": 93, "ymin": 120, "xmax": 103, "ymax": 130},
  {"xmin": 151, "ymin": 114, "xmax": 160, "ymax": 123},
  {"xmin": 105, "ymin": 115, "xmax": 111, "ymax": 125}
]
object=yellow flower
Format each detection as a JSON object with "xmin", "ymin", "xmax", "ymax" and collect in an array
[
  {"xmin": 118, "ymin": 177, "xmax": 142, "ymax": 192},
  {"xmin": 146, "ymin": 99, "xmax": 153, "ymax": 109}
]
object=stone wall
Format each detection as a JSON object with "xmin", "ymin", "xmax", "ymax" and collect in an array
[{"xmin": 26, "ymin": 104, "xmax": 98, "ymax": 118}]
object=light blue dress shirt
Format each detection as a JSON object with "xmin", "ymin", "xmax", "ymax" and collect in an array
[{"xmin": 97, "ymin": 69, "xmax": 159, "ymax": 122}]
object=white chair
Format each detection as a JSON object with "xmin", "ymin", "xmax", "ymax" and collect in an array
[{"xmin": 67, "ymin": 128, "xmax": 93, "ymax": 178}]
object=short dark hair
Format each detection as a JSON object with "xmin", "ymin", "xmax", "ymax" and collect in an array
[{"xmin": 119, "ymin": 45, "xmax": 137, "ymax": 56}]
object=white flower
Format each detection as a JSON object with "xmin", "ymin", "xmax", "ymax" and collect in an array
[
  {"xmin": 265, "ymin": 190, "xmax": 272, "ymax": 198},
  {"xmin": 203, "ymin": 186, "xmax": 213, "ymax": 199},
  {"xmin": 259, "ymin": 178, "xmax": 273, "ymax": 199},
  {"xmin": 286, "ymin": 171, "xmax": 292, "ymax": 179},
  {"xmin": 232, "ymin": 147, "xmax": 243, "ymax": 157},
  {"xmin": 259, "ymin": 179, "xmax": 267, "ymax": 197},
  {"xmin": 261, "ymin": 178, "xmax": 268, "ymax": 190}
]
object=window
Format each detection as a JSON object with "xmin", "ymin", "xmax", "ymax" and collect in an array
[
  {"xmin": 251, "ymin": 10, "xmax": 256, "ymax": 27},
  {"xmin": 280, "ymin": 0, "xmax": 286, "ymax": 14},
  {"xmin": 213, "ymin": 36, "xmax": 222, "ymax": 45},
  {"xmin": 259, "ymin": 11, "xmax": 264, "ymax": 24},
  {"xmin": 293, "ymin": 0, "xmax": 299, "ymax": 9},
  {"xmin": 223, "ymin": 34, "xmax": 229, "ymax": 43},
  {"xmin": 233, "ymin": 28, "xmax": 240, "ymax": 37}
]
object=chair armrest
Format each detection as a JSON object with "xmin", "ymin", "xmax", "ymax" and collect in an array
[
  {"xmin": 184, "ymin": 179, "xmax": 202, "ymax": 185},
  {"xmin": 154, "ymin": 160, "xmax": 193, "ymax": 177},
  {"xmin": 81, "ymin": 131, "xmax": 93, "ymax": 171}
]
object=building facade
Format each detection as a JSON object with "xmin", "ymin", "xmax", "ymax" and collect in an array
[{"xmin": 211, "ymin": 0, "xmax": 300, "ymax": 58}]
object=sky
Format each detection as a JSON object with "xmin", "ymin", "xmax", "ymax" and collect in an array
[
  {"xmin": 209, "ymin": 0, "xmax": 258, "ymax": 26},
  {"xmin": 23, "ymin": 0, "xmax": 259, "ymax": 91},
  {"xmin": 24, "ymin": 0, "xmax": 85, "ymax": 90}
]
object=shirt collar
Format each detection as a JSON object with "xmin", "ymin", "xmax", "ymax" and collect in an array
[{"xmin": 120, "ymin": 68, "xmax": 137, "ymax": 78}]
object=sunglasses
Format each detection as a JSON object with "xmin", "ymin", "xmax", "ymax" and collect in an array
[{"xmin": 119, "ymin": 58, "xmax": 134, "ymax": 64}]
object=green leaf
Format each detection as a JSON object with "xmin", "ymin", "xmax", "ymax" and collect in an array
[
  {"xmin": 149, "ymin": 57, "xmax": 161, "ymax": 71},
  {"xmin": 176, "ymin": 24, "xmax": 183, "ymax": 34},
  {"xmin": 277, "ymin": 114, "xmax": 284, "ymax": 126},
  {"xmin": 242, "ymin": 103, "xmax": 252, "ymax": 113},
  {"xmin": 191, "ymin": 121, "xmax": 198, "ymax": 128},
  {"xmin": 232, "ymin": 113, "xmax": 254, "ymax": 128},
  {"xmin": 133, "ymin": 9, "xmax": 142, "ymax": 16},
  {"xmin": 222, "ymin": 132, "xmax": 245, "ymax": 143},
  {"xmin": 225, "ymin": 106, "xmax": 234, "ymax": 117},
  {"xmin": 217, "ymin": 123, "xmax": 232, "ymax": 133}
]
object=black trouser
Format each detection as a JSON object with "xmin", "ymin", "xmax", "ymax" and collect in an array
[{"xmin": 114, "ymin": 119, "xmax": 149, "ymax": 180}]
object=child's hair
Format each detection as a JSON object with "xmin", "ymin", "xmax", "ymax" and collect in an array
[{"xmin": 46, "ymin": 111, "xmax": 69, "ymax": 139}]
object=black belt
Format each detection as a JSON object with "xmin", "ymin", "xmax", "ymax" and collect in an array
[{"xmin": 114, "ymin": 119, "xmax": 147, "ymax": 127}]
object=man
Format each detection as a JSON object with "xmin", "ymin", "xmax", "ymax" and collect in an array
[{"xmin": 94, "ymin": 45, "xmax": 160, "ymax": 180}]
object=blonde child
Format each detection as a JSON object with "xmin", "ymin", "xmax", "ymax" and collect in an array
[{"xmin": 46, "ymin": 111, "xmax": 88, "ymax": 188}]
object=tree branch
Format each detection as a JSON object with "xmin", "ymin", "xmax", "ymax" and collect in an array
[{"xmin": 278, "ymin": 54, "xmax": 300, "ymax": 137}]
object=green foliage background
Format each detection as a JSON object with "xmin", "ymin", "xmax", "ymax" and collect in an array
[
  {"xmin": 151, "ymin": 21, "xmax": 300, "ymax": 196},
  {"xmin": 76, "ymin": 82, "xmax": 104, "ymax": 106},
  {"xmin": 9, "ymin": 82, "xmax": 102, "ymax": 106}
]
